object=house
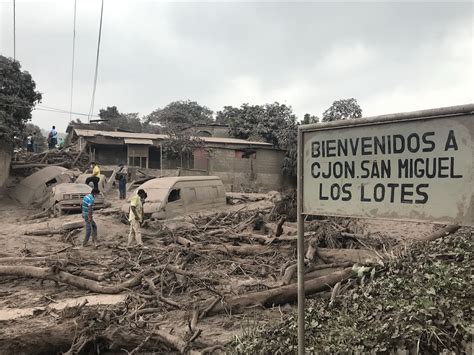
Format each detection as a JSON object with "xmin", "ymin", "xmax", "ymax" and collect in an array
[{"xmin": 66, "ymin": 126, "xmax": 286, "ymax": 191}]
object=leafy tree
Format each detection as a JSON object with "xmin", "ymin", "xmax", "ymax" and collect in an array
[
  {"xmin": 302, "ymin": 113, "xmax": 319, "ymax": 124},
  {"xmin": 145, "ymin": 100, "xmax": 214, "ymax": 132},
  {"xmin": 322, "ymin": 98, "xmax": 362, "ymax": 122},
  {"xmin": 23, "ymin": 123, "xmax": 47, "ymax": 152},
  {"xmin": 98, "ymin": 106, "xmax": 143, "ymax": 132},
  {"xmin": 0, "ymin": 55, "xmax": 42, "ymax": 141},
  {"xmin": 217, "ymin": 102, "xmax": 298, "ymax": 178}
]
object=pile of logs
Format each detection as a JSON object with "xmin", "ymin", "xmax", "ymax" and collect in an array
[{"xmin": 11, "ymin": 144, "xmax": 90, "ymax": 174}]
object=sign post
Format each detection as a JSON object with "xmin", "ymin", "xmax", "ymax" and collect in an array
[{"xmin": 296, "ymin": 104, "xmax": 474, "ymax": 353}]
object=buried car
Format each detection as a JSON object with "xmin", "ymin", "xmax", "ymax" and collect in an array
[
  {"xmin": 42, "ymin": 183, "xmax": 105, "ymax": 215},
  {"xmin": 10, "ymin": 166, "xmax": 76, "ymax": 207},
  {"xmin": 121, "ymin": 176, "xmax": 226, "ymax": 220}
]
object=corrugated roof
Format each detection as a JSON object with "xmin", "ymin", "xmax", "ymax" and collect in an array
[{"xmin": 73, "ymin": 129, "xmax": 272, "ymax": 147}]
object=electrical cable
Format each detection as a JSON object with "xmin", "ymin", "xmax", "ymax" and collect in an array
[
  {"xmin": 0, "ymin": 102, "xmax": 99, "ymax": 117},
  {"xmin": 69, "ymin": 0, "xmax": 77, "ymax": 122},
  {"xmin": 13, "ymin": 0, "xmax": 16, "ymax": 60},
  {"xmin": 88, "ymin": 0, "xmax": 104, "ymax": 122}
]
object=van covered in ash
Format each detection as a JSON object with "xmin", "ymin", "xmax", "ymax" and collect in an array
[{"xmin": 122, "ymin": 176, "xmax": 226, "ymax": 219}]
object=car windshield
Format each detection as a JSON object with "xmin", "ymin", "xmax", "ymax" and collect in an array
[{"xmin": 142, "ymin": 188, "xmax": 168, "ymax": 202}]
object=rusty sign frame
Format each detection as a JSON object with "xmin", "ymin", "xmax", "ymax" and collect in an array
[{"xmin": 296, "ymin": 103, "xmax": 474, "ymax": 355}]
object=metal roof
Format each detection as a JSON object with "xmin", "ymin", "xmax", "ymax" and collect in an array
[{"xmin": 73, "ymin": 129, "xmax": 272, "ymax": 147}]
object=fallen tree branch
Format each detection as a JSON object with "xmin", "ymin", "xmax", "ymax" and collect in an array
[
  {"xmin": 422, "ymin": 224, "xmax": 460, "ymax": 241},
  {"xmin": 200, "ymin": 268, "xmax": 355, "ymax": 317},
  {"xmin": 0, "ymin": 265, "xmax": 149, "ymax": 294},
  {"xmin": 144, "ymin": 277, "xmax": 181, "ymax": 309}
]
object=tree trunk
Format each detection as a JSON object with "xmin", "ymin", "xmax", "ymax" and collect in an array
[
  {"xmin": 203, "ymin": 268, "xmax": 354, "ymax": 316},
  {"xmin": 0, "ymin": 265, "xmax": 147, "ymax": 294}
]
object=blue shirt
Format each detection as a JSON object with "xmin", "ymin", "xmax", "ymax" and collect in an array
[
  {"xmin": 50, "ymin": 129, "xmax": 57, "ymax": 138},
  {"xmin": 82, "ymin": 193, "xmax": 95, "ymax": 218}
]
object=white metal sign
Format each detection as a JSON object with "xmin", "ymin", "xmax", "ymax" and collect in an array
[{"xmin": 300, "ymin": 108, "xmax": 473, "ymax": 226}]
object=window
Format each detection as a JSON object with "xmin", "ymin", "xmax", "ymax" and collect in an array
[
  {"xmin": 168, "ymin": 189, "xmax": 181, "ymax": 202},
  {"xmin": 45, "ymin": 178, "xmax": 58, "ymax": 187},
  {"xmin": 128, "ymin": 157, "xmax": 148, "ymax": 168}
]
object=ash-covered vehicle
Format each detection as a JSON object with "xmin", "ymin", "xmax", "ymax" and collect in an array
[
  {"xmin": 43, "ymin": 183, "xmax": 105, "ymax": 216},
  {"xmin": 121, "ymin": 176, "xmax": 227, "ymax": 220},
  {"xmin": 10, "ymin": 166, "xmax": 105, "ymax": 215}
]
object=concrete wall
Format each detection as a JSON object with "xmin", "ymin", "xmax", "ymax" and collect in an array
[
  {"xmin": 204, "ymin": 147, "xmax": 285, "ymax": 192},
  {"xmin": 0, "ymin": 141, "xmax": 12, "ymax": 187}
]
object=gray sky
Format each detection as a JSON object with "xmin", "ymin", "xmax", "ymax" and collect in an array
[{"xmin": 1, "ymin": 0, "xmax": 473, "ymax": 133}]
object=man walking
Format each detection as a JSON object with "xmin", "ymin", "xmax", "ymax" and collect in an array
[
  {"xmin": 82, "ymin": 188, "xmax": 100, "ymax": 247},
  {"xmin": 127, "ymin": 189, "xmax": 147, "ymax": 248}
]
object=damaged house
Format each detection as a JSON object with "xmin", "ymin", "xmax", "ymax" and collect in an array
[{"xmin": 66, "ymin": 126, "xmax": 286, "ymax": 191}]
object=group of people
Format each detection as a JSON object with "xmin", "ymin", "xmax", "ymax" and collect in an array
[
  {"xmin": 81, "ymin": 162, "xmax": 147, "ymax": 248},
  {"xmin": 25, "ymin": 126, "xmax": 60, "ymax": 152}
]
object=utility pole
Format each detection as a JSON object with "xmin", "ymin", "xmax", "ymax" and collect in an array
[{"xmin": 13, "ymin": 0, "xmax": 16, "ymax": 60}]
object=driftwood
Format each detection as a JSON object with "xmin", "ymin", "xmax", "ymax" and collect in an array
[
  {"xmin": 281, "ymin": 262, "xmax": 352, "ymax": 285},
  {"xmin": 0, "ymin": 322, "xmax": 194, "ymax": 355},
  {"xmin": 24, "ymin": 221, "xmax": 84, "ymax": 236},
  {"xmin": 202, "ymin": 268, "xmax": 355, "ymax": 317},
  {"xmin": 144, "ymin": 277, "xmax": 181, "ymax": 309},
  {"xmin": 0, "ymin": 265, "xmax": 148, "ymax": 294},
  {"xmin": 422, "ymin": 224, "xmax": 460, "ymax": 241}
]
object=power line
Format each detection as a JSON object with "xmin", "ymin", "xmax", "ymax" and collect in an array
[
  {"xmin": 69, "ymin": 0, "xmax": 77, "ymax": 122},
  {"xmin": 0, "ymin": 101, "xmax": 99, "ymax": 117},
  {"xmin": 88, "ymin": 0, "xmax": 104, "ymax": 122},
  {"xmin": 13, "ymin": 0, "xmax": 16, "ymax": 60}
]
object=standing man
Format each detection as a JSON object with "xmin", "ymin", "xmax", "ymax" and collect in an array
[
  {"xmin": 127, "ymin": 189, "xmax": 147, "ymax": 248},
  {"xmin": 82, "ymin": 188, "xmax": 100, "ymax": 247},
  {"xmin": 86, "ymin": 162, "xmax": 101, "ymax": 191},
  {"xmin": 118, "ymin": 172, "xmax": 127, "ymax": 199},
  {"xmin": 48, "ymin": 126, "xmax": 58, "ymax": 149},
  {"xmin": 32, "ymin": 132, "xmax": 38, "ymax": 153},
  {"xmin": 26, "ymin": 134, "xmax": 34, "ymax": 152}
]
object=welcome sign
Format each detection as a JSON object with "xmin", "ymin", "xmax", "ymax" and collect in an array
[{"xmin": 300, "ymin": 106, "xmax": 473, "ymax": 225}]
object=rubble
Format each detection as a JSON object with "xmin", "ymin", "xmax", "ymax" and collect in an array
[{"xmin": 11, "ymin": 144, "xmax": 90, "ymax": 175}]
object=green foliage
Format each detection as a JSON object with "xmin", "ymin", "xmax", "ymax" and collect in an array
[
  {"xmin": 302, "ymin": 113, "xmax": 319, "ymax": 124},
  {"xmin": 322, "ymin": 98, "xmax": 362, "ymax": 122},
  {"xmin": 23, "ymin": 123, "xmax": 47, "ymax": 152},
  {"xmin": 98, "ymin": 106, "xmax": 143, "ymax": 132},
  {"xmin": 229, "ymin": 230, "xmax": 473, "ymax": 354},
  {"xmin": 145, "ymin": 100, "xmax": 213, "ymax": 132},
  {"xmin": 0, "ymin": 55, "xmax": 42, "ymax": 140},
  {"xmin": 217, "ymin": 102, "xmax": 298, "ymax": 178}
]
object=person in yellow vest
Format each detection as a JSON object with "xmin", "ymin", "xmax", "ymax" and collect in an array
[
  {"xmin": 127, "ymin": 189, "xmax": 147, "ymax": 247},
  {"xmin": 86, "ymin": 162, "xmax": 101, "ymax": 191}
]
